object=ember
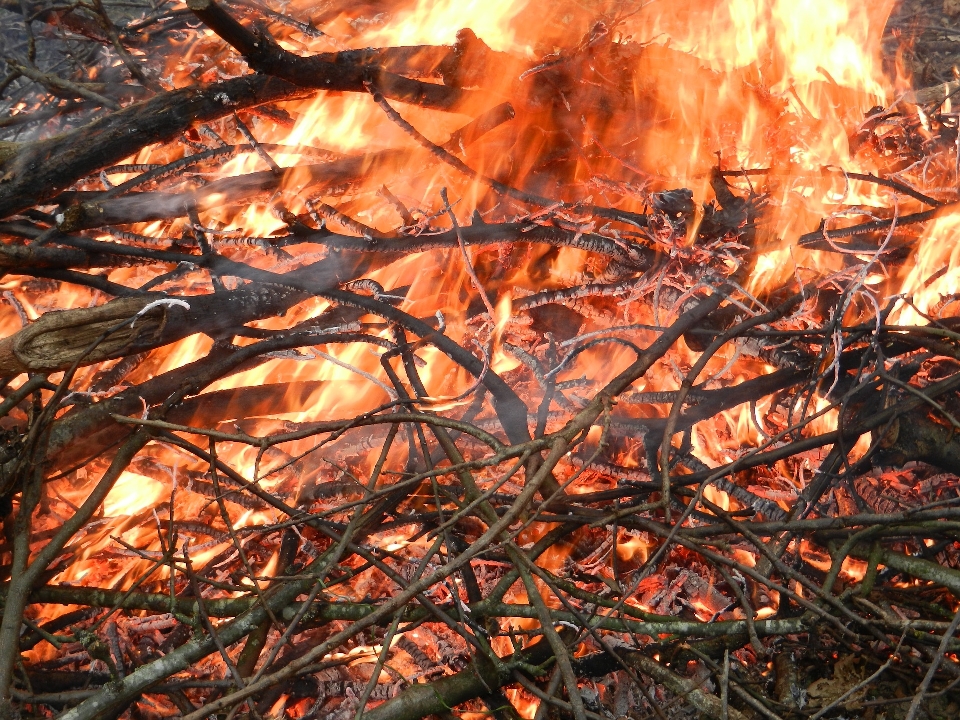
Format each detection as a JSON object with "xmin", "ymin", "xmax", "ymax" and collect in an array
[{"xmin": 1, "ymin": 0, "xmax": 960, "ymax": 718}]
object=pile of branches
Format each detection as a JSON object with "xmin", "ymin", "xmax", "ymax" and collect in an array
[{"xmin": 2, "ymin": 1, "xmax": 960, "ymax": 719}]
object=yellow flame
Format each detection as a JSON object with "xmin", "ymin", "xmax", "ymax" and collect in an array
[
  {"xmin": 103, "ymin": 471, "xmax": 166, "ymax": 517},
  {"xmin": 365, "ymin": 0, "xmax": 528, "ymax": 53},
  {"xmin": 895, "ymin": 211, "xmax": 960, "ymax": 326}
]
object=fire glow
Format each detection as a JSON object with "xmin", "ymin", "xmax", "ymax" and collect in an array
[
  {"xmin": 133, "ymin": 0, "xmax": 907, "ymax": 451},
  {"xmin": 2, "ymin": 0, "xmax": 960, "ymax": 717}
]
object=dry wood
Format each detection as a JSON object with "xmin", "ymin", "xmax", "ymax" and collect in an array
[
  {"xmin": 0, "ymin": 285, "xmax": 310, "ymax": 375},
  {"xmin": 1, "ymin": 2, "xmax": 960, "ymax": 719}
]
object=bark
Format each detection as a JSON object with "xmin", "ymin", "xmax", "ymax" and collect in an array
[
  {"xmin": 360, "ymin": 643, "xmax": 548, "ymax": 720},
  {"xmin": 625, "ymin": 653, "xmax": 749, "ymax": 720},
  {"xmin": 873, "ymin": 404, "xmax": 960, "ymax": 475},
  {"xmin": 0, "ymin": 284, "xmax": 309, "ymax": 375}
]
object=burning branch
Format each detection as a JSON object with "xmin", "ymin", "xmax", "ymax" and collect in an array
[{"xmin": 2, "ymin": 0, "xmax": 960, "ymax": 718}]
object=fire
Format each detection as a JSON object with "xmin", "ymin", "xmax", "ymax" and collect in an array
[
  {"xmin": 607, "ymin": 0, "xmax": 899, "ymax": 299},
  {"xmin": 617, "ymin": 530, "xmax": 652, "ymax": 564},
  {"xmin": 137, "ymin": 0, "xmax": 906, "ymax": 336},
  {"xmin": 5, "ymin": 0, "xmax": 958, "ymax": 715},
  {"xmin": 503, "ymin": 689, "xmax": 539, "ymax": 720},
  {"xmin": 362, "ymin": 0, "xmax": 528, "ymax": 53},
  {"xmin": 2, "ymin": 0, "xmax": 920, "ymax": 548},
  {"xmin": 894, "ymin": 212, "xmax": 960, "ymax": 326},
  {"xmin": 624, "ymin": 0, "xmax": 893, "ymax": 173},
  {"xmin": 102, "ymin": 471, "xmax": 166, "ymax": 517}
]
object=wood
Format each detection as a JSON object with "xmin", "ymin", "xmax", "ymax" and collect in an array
[
  {"xmin": 0, "ymin": 296, "xmax": 165, "ymax": 376},
  {"xmin": 4, "ymin": 2, "xmax": 960, "ymax": 719},
  {"xmin": 900, "ymin": 79, "xmax": 960, "ymax": 106},
  {"xmin": 0, "ymin": 284, "xmax": 309, "ymax": 375},
  {"xmin": 185, "ymin": 0, "xmax": 483, "ymax": 112},
  {"xmin": 0, "ymin": 75, "xmax": 305, "ymax": 219}
]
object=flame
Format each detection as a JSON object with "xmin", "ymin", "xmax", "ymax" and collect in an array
[
  {"xmin": 4, "ymin": 0, "xmax": 931, "ymax": 692},
  {"xmin": 130, "ymin": 0, "xmax": 908, "ymax": 414},
  {"xmin": 703, "ymin": 484, "xmax": 731, "ymax": 512},
  {"xmin": 894, "ymin": 211, "xmax": 960, "ymax": 326},
  {"xmin": 616, "ymin": 531, "xmax": 652, "ymax": 564},
  {"xmin": 102, "ymin": 471, "xmax": 166, "ymax": 517},
  {"xmin": 627, "ymin": 0, "xmax": 893, "ymax": 173},
  {"xmin": 614, "ymin": 0, "xmax": 897, "ymax": 298},
  {"xmin": 365, "ymin": 0, "xmax": 528, "ymax": 53},
  {"xmin": 501, "ymin": 690, "xmax": 539, "ymax": 720}
]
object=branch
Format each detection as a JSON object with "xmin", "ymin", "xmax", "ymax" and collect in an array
[
  {"xmin": 186, "ymin": 0, "xmax": 483, "ymax": 113},
  {"xmin": 0, "ymin": 75, "xmax": 304, "ymax": 220}
]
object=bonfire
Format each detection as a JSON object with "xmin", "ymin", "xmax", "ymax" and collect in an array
[{"xmin": 0, "ymin": 0, "xmax": 959, "ymax": 718}]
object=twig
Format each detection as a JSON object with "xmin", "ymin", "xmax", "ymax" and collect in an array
[
  {"xmin": 905, "ymin": 606, "xmax": 960, "ymax": 720},
  {"xmin": 3, "ymin": 57, "xmax": 120, "ymax": 109}
]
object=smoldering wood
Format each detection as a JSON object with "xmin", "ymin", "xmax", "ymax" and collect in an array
[
  {"xmin": 52, "ymin": 101, "xmax": 518, "ymax": 232},
  {"xmin": 185, "ymin": 0, "xmax": 482, "ymax": 112}
]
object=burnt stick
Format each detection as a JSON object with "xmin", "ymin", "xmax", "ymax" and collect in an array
[
  {"xmin": 291, "ymin": 222, "xmax": 654, "ymax": 268},
  {"xmin": 15, "ymin": 330, "xmax": 390, "ymax": 477},
  {"xmin": 55, "ymin": 102, "xmax": 516, "ymax": 230},
  {"xmin": 54, "ymin": 150, "xmax": 408, "ymax": 231},
  {"xmin": 798, "ymin": 202, "xmax": 958, "ymax": 245}
]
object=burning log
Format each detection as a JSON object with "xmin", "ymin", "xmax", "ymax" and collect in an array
[
  {"xmin": 3, "ymin": 0, "xmax": 960, "ymax": 718},
  {"xmin": 0, "ymin": 285, "xmax": 309, "ymax": 376}
]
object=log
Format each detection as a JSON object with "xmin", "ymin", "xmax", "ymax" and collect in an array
[
  {"xmin": 900, "ymin": 80, "xmax": 960, "ymax": 106},
  {"xmin": 0, "ymin": 283, "xmax": 311, "ymax": 376}
]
